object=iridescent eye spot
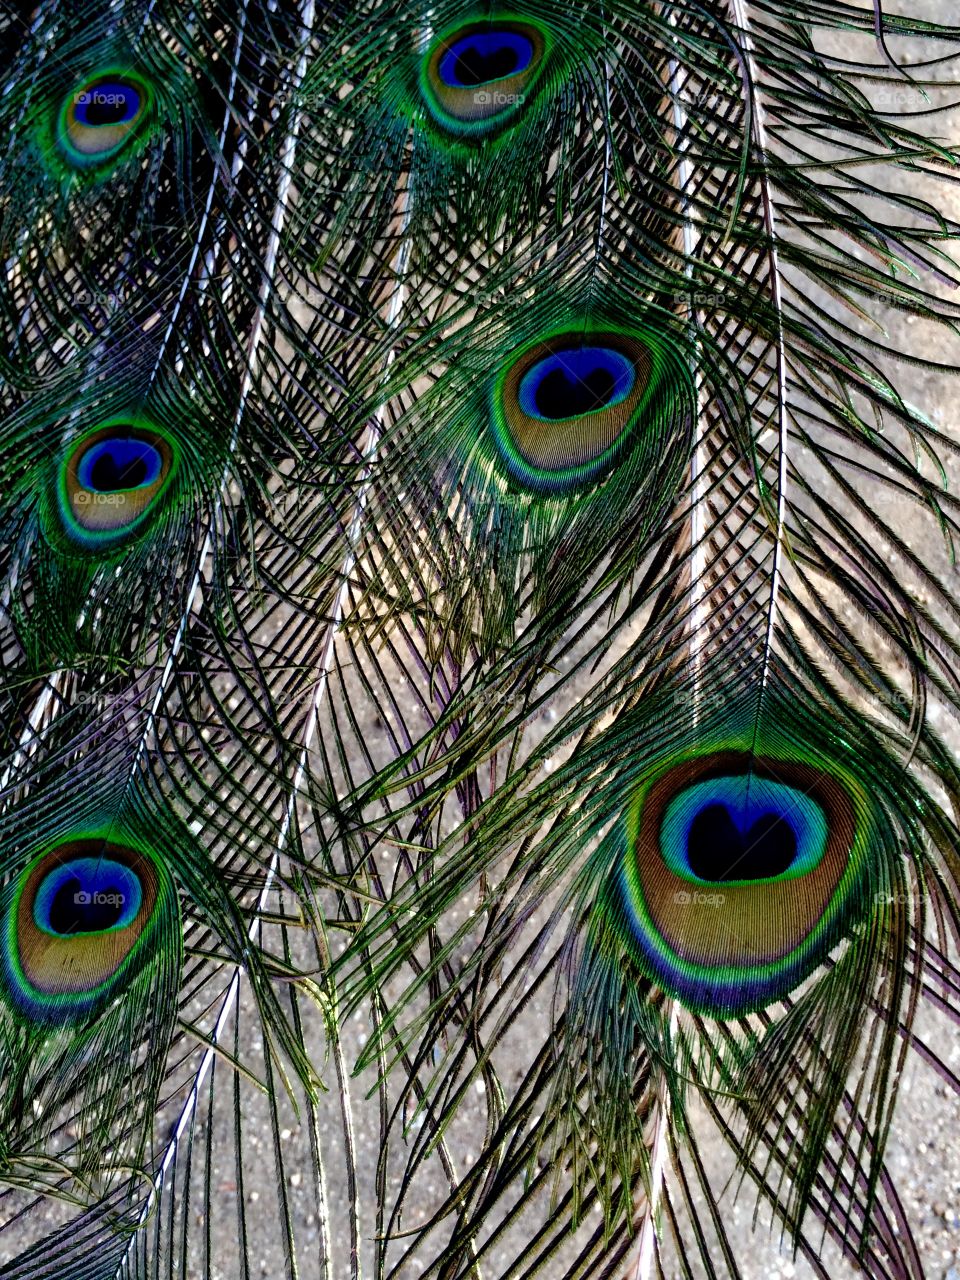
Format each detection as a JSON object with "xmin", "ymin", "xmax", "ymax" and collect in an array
[
  {"xmin": 421, "ymin": 21, "xmax": 548, "ymax": 135},
  {"xmin": 57, "ymin": 73, "xmax": 151, "ymax": 167},
  {"xmin": 58, "ymin": 422, "xmax": 177, "ymax": 547},
  {"xmin": 602, "ymin": 752, "xmax": 871, "ymax": 1016},
  {"xmin": 0, "ymin": 839, "xmax": 171, "ymax": 1024},
  {"xmin": 492, "ymin": 333, "xmax": 655, "ymax": 493}
]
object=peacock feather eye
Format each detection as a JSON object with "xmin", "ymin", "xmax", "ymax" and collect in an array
[
  {"xmin": 421, "ymin": 20, "xmax": 549, "ymax": 136},
  {"xmin": 606, "ymin": 752, "xmax": 871, "ymax": 1016},
  {"xmin": 57, "ymin": 420, "xmax": 177, "ymax": 548},
  {"xmin": 491, "ymin": 332, "xmax": 656, "ymax": 493},
  {"xmin": 0, "ymin": 838, "xmax": 174, "ymax": 1025},
  {"xmin": 56, "ymin": 72, "xmax": 151, "ymax": 168}
]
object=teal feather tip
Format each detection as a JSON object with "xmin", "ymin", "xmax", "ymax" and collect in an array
[
  {"xmin": 490, "ymin": 329, "xmax": 669, "ymax": 493},
  {"xmin": 420, "ymin": 17, "xmax": 550, "ymax": 137},
  {"xmin": 0, "ymin": 836, "xmax": 177, "ymax": 1025},
  {"xmin": 53, "ymin": 71, "xmax": 153, "ymax": 170},
  {"xmin": 54, "ymin": 419, "xmax": 179, "ymax": 549},
  {"xmin": 599, "ymin": 751, "xmax": 876, "ymax": 1016}
]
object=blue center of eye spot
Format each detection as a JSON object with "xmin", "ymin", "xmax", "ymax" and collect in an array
[
  {"xmin": 73, "ymin": 80, "xmax": 141, "ymax": 128},
  {"xmin": 660, "ymin": 776, "xmax": 829, "ymax": 885},
  {"xmin": 518, "ymin": 347, "xmax": 636, "ymax": 421},
  {"xmin": 33, "ymin": 858, "xmax": 143, "ymax": 935},
  {"xmin": 77, "ymin": 437, "xmax": 163, "ymax": 493},
  {"xmin": 686, "ymin": 803, "xmax": 796, "ymax": 880},
  {"xmin": 439, "ymin": 32, "xmax": 534, "ymax": 88}
]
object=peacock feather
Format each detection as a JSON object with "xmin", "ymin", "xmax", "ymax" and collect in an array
[{"xmin": 2, "ymin": 1, "xmax": 960, "ymax": 1278}]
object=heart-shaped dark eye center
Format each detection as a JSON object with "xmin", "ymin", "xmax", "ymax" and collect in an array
[
  {"xmin": 687, "ymin": 803, "xmax": 798, "ymax": 881},
  {"xmin": 438, "ymin": 31, "xmax": 535, "ymax": 90},
  {"xmin": 89, "ymin": 448, "xmax": 148, "ymax": 491},
  {"xmin": 48, "ymin": 876, "xmax": 126, "ymax": 933},
  {"xmin": 76, "ymin": 434, "xmax": 164, "ymax": 494},
  {"xmin": 454, "ymin": 42, "xmax": 520, "ymax": 85},
  {"xmin": 535, "ymin": 365, "xmax": 617, "ymax": 419}
]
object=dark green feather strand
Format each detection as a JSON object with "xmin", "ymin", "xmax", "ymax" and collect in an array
[{"xmin": 5, "ymin": 0, "xmax": 960, "ymax": 1277}]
